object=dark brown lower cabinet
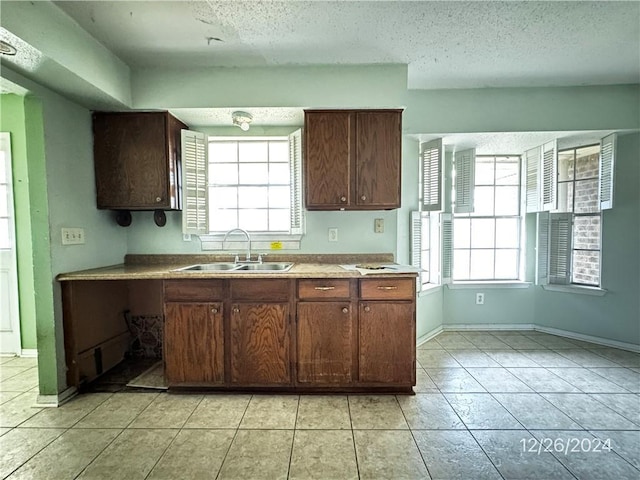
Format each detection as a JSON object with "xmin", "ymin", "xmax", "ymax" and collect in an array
[
  {"xmin": 230, "ymin": 302, "xmax": 291, "ymax": 385},
  {"xmin": 164, "ymin": 302, "xmax": 224, "ymax": 384},
  {"xmin": 297, "ymin": 302, "xmax": 353, "ymax": 384},
  {"xmin": 358, "ymin": 302, "xmax": 415, "ymax": 384}
]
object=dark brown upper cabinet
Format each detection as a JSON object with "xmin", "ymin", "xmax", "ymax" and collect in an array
[
  {"xmin": 93, "ymin": 111, "xmax": 187, "ymax": 211},
  {"xmin": 304, "ymin": 109, "xmax": 402, "ymax": 210}
]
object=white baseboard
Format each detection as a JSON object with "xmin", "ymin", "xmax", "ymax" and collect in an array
[
  {"xmin": 534, "ymin": 326, "xmax": 640, "ymax": 353},
  {"xmin": 438, "ymin": 323, "xmax": 640, "ymax": 353},
  {"xmin": 443, "ymin": 323, "xmax": 536, "ymax": 331},
  {"xmin": 36, "ymin": 386, "xmax": 77, "ymax": 408},
  {"xmin": 416, "ymin": 326, "xmax": 444, "ymax": 347},
  {"xmin": 20, "ymin": 349, "xmax": 37, "ymax": 358}
]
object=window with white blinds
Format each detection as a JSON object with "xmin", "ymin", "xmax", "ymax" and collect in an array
[
  {"xmin": 182, "ymin": 130, "xmax": 304, "ymax": 237},
  {"xmin": 536, "ymin": 139, "xmax": 613, "ymax": 288},
  {"xmin": 453, "ymin": 155, "xmax": 522, "ymax": 281}
]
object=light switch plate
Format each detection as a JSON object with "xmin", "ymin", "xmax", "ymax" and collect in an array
[{"xmin": 61, "ymin": 227, "xmax": 85, "ymax": 245}]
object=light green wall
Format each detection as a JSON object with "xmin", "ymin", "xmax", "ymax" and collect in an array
[
  {"xmin": 0, "ymin": 94, "xmax": 38, "ymax": 350},
  {"xmin": 534, "ymin": 132, "xmax": 640, "ymax": 344}
]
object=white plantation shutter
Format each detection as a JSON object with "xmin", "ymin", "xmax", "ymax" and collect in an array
[
  {"xmin": 524, "ymin": 145, "xmax": 542, "ymax": 213},
  {"xmin": 599, "ymin": 133, "xmax": 616, "ymax": 211},
  {"xmin": 181, "ymin": 130, "xmax": 208, "ymax": 235},
  {"xmin": 535, "ymin": 212, "xmax": 550, "ymax": 285},
  {"xmin": 541, "ymin": 140, "xmax": 557, "ymax": 212},
  {"xmin": 411, "ymin": 211, "xmax": 424, "ymax": 289},
  {"xmin": 289, "ymin": 129, "xmax": 304, "ymax": 234},
  {"xmin": 454, "ymin": 148, "xmax": 475, "ymax": 213},
  {"xmin": 549, "ymin": 212, "xmax": 572, "ymax": 285},
  {"xmin": 420, "ymin": 139, "xmax": 442, "ymax": 211},
  {"xmin": 441, "ymin": 213, "xmax": 453, "ymax": 284}
]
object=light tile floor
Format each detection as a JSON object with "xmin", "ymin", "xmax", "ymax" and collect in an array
[{"xmin": 1, "ymin": 330, "xmax": 639, "ymax": 479}]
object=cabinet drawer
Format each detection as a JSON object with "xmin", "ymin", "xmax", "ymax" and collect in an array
[
  {"xmin": 359, "ymin": 278, "xmax": 414, "ymax": 300},
  {"xmin": 298, "ymin": 279, "xmax": 351, "ymax": 299},
  {"xmin": 164, "ymin": 280, "xmax": 225, "ymax": 302},
  {"xmin": 229, "ymin": 279, "xmax": 291, "ymax": 301}
]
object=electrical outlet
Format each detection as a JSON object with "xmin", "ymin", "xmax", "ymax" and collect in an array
[
  {"xmin": 374, "ymin": 218, "xmax": 384, "ymax": 233},
  {"xmin": 328, "ymin": 228, "xmax": 338, "ymax": 242},
  {"xmin": 61, "ymin": 227, "xmax": 85, "ymax": 245},
  {"xmin": 476, "ymin": 293, "xmax": 485, "ymax": 305}
]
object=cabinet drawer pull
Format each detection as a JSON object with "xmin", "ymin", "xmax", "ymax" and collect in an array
[
  {"xmin": 314, "ymin": 286, "xmax": 335, "ymax": 291},
  {"xmin": 377, "ymin": 286, "xmax": 398, "ymax": 290},
  {"xmin": 361, "ymin": 195, "xmax": 367, "ymax": 201},
  {"xmin": 211, "ymin": 308, "xmax": 218, "ymax": 314},
  {"xmin": 363, "ymin": 306, "xmax": 371, "ymax": 313},
  {"xmin": 155, "ymin": 196, "xmax": 162, "ymax": 203},
  {"xmin": 342, "ymin": 307, "xmax": 349, "ymax": 314},
  {"xmin": 340, "ymin": 196, "xmax": 347, "ymax": 202}
]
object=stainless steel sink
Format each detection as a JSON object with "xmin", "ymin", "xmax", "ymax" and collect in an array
[
  {"xmin": 174, "ymin": 262, "xmax": 294, "ymax": 273},
  {"xmin": 175, "ymin": 263, "xmax": 242, "ymax": 271},
  {"xmin": 236, "ymin": 263, "xmax": 294, "ymax": 271}
]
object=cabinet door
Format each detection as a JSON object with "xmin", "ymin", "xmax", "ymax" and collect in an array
[
  {"xmin": 359, "ymin": 302, "xmax": 415, "ymax": 384},
  {"xmin": 304, "ymin": 111, "xmax": 353, "ymax": 209},
  {"xmin": 164, "ymin": 302, "xmax": 224, "ymax": 384},
  {"xmin": 230, "ymin": 303, "xmax": 291, "ymax": 385},
  {"xmin": 355, "ymin": 111, "xmax": 402, "ymax": 208},
  {"xmin": 297, "ymin": 302, "xmax": 353, "ymax": 384}
]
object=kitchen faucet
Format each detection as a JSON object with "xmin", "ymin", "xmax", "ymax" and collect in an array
[{"xmin": 222, "ymin": 228, "xmax": 263, "ymax": 263}]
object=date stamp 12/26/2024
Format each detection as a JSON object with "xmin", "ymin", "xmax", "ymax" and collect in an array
[{"xmin": 521, "ymin": 437, "xmax": 612, "ymax": 455}]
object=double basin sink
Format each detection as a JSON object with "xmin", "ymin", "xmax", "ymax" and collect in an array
[{"xmin": 175, "ymin": 262, "xmax": 294, "ymax": 273}]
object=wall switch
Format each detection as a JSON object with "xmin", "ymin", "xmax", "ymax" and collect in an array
[
  {"xmin": 374, "ymin": 218, "xmax": 384, "ymax": 233},
  {"xmin": 328, "ymin": 228, "xmax": 338, "ymax": 242},
  {"xmin": 476, "ymin": 293, "xmax": 485, "ymax": 305},
  {"xmin": 61, "ymin": 227, "xmax": 85, "ymax": 245}
]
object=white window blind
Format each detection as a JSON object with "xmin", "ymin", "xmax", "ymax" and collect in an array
[
  {"xmin": 599, "ymin": 133, "xmax": 616, "ymax": 211},
  {"xmin": 441, "ymin": 213, "xmax": 453, "ymax": 284},
  {"xmin": 420, "ymin": 139, "xmax": 442, "ymax": 211},
  {"xmin": 181, "ymin": 130, "xmax": 208, "ymax": 235},
  {"xmin": 454, "ymin": 148, "xmax": 475, "ymax": 213},
  {"xmin": 541, "ymin": 140, "xmax": 557, "ymax": 212},
  {"xmin": 411, "ymin": 211, "xmax": 424, "ymax": 289},
  {"xmin": 537, "ymin": 211, "xmax": 573, "ymax": 285},
  {"xmin": 548, "ymin": 212, "xmax": 572, "ymax": 284},
  {"xmin": 535, "ymin": 212, "xmax": 550, "ymax": 285},
  {"xmin": 524, "ymin": 145, "xmax": 542, "ymax": 213},
  {"xmin": 289, "ymin": 129, "xmax": 304, "ymax": 234}
]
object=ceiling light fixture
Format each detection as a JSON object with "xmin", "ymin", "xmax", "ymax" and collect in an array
[
  {"xmin": 232, "ymin": 111, "xmax": 252, "ymax": 131},
  {"xmin": 0, "ymin": 40, "xmax": 17, "ymax": 56}
]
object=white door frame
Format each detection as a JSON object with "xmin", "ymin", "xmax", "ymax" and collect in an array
[{"xmin": 0, "ymin": 132, "xmax": 21, "ymax": 355}]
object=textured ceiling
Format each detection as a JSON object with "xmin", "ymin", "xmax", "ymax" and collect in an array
[{"xmin": 54, "ymin": 0, "xmax": 640, "ymax": 89}]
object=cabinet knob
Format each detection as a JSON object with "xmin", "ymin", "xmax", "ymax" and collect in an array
[
  {"xmin": 361, "ymin": 195, "xmax": 367, "ymax": 201},
  {"xmin": 155, "ymin": 196, "xmax": 162, "ymax": 203},
  {"xmin": 340, "ymin": 196, "xmax": 347, "ymax": 202},
  {"xmin": 211, "ymin": 308, "xmax": 218, "ymax": 314},
  {"xmin": 233, "ymin": 307, "xmax": 240, "ymax": 313},
  {"xmin": 363, "ymin": 306, "xmax": 371, "ymax": 313},
  {"xmin": 342, "ymin": 307, "xmax": 349, "ymax": 314}
]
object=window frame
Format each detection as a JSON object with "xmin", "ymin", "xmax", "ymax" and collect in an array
[
  {"xmin": 452, "ymin": 154, "xmax": 523, "ymax": 282},
  {"xmin": 182, "ymin": 130, "xmax": 304, "ymax": 249}
]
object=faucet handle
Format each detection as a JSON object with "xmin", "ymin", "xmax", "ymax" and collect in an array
[
  {"xmin": 257, "ymin": 253, "xmax": 267, "ymax": 263},
  {"xmin": 233, "ymin": 254, "xmax": 240, "ymax": 263}
]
